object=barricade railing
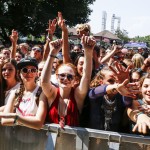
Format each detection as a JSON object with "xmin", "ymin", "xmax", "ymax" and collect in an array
[{"xmin": 0, "ymin": 124, "xmax": 150, "ymax": 150}]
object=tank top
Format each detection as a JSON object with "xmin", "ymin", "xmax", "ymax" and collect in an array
[
  {"xmin": 47, "ymin": 88, "xmax": 79, "ymax": 126},
  {"xmin": 16, "ymin": 85, "xmax": 40, "ymax": 116}
]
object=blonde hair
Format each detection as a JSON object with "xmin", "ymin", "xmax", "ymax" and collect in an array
[
  {"xmin": 76, "ymin": 24, "xmax": 91, "ymax": 33},
  {"xmin": 132, "ymin": 53, "xmax": 144, "ymax": 68}
]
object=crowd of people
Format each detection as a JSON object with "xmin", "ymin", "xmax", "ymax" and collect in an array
[{"xmin": 0, "ymin": 12, "xmax": 150, "ymax": 136}]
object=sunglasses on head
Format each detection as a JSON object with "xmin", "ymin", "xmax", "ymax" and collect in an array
[
  {"xmin": 32, "ymin": 47, "xmax": 42, "ymax": 52},
  {"xmin": 21, "ymin": 67, "xmax": 37, "ymax": 73},
  {"xmin": 57, "ymin": 73, "xmax": 74, "ymax": 81}
]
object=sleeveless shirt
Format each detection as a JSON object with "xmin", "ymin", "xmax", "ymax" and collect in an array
[
  {"xmin": 47, "ymin": 88, "xmax": 79, "ymax": 126},
  {"xmin": 16, "ymin": 85, "xmax": 40, "ymax": 116}
]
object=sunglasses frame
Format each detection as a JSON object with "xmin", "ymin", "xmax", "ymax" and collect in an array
[
  {"xmin": 57, "ymin": 73, "xmax": 74, "ymax": 81},
  {"xmin": 21, "ymin": 67, "xmax": 37, "ymax": 74}
]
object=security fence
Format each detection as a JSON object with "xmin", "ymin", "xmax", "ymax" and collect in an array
[{"xmin": 0, "ymin": 124, "xmax": 150, "ymax": 150}]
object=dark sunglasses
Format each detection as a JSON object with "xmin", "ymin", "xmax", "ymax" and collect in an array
[
  {"xmin": 21, "ymin": 67, "xmax": 37, "ymax": 73},
  {"xmin": 57, "ymin": 73, "xmax": 74, "ymax": 81}
]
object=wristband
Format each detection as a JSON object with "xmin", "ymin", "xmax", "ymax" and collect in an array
[
  {"xmin": 14, "ymin": 115, "xmax": 19, "ymax": 125},
  {"xmin": 50, "ymin": 54, "xmax": 58, "ymax": 58}
]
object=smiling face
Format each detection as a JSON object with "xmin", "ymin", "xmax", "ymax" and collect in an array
[
  {"xmin": 2, "ymin": 62, "xmax": 16, "ymax": 81},
  {"xmin": 141, "ymin": 78, "xmax": 150, "ymax": 104},
  {"xmin": 56, "ymin": 65, "xmax": 75, "ymax": 88},
  {"xmin": 20, "ymin": 65, "xmax": 38, "ymax": 83}
]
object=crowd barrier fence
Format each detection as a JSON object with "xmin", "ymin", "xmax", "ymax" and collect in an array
[{"xmin": 0, "ymin": 124, "xmax": 150, "ymax": 150}]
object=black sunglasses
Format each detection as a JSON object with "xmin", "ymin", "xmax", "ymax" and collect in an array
[
  {"xmin": 21, "ymin": 67, "xmax": 37, "ymax": 73},
  {"xmin": 57, "ymin": 73, "xmax": 74, "ymax": 81}
]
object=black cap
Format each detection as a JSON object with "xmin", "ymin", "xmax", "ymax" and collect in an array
[{"xmin": 17, "ymin": 56, "xmax": 38, "ymax": 70}]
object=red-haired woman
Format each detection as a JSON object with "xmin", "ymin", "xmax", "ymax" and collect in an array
[{"xmin": 41, "ymin": 35, "xmax": 96, "ymax": 128}]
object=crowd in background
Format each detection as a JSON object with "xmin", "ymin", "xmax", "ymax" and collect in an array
[{"xmin": 0, "ymin": 12, "xmax": 150, "ymax": 136}]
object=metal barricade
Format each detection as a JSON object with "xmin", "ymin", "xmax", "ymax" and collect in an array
[{"xmin": 0, "ymin": 124, "xmax": 150, "ymax": 150}]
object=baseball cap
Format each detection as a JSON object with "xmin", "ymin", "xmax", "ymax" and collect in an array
[{"xmin": 17, "ymin": 56, "xmax": 38, "ymax": 70}]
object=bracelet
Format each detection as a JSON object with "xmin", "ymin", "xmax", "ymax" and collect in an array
[
  {"xmin": 50, "ymin": 54, "xmax": 58, "ymax": 58},
  {"xmin": 14, "ymin": 115, "xmax": 19, "ymax": 125}
]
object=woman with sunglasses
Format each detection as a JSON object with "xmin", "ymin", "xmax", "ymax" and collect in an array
[
  {"xmin": 0, "ymin": 56, "xmax": 47, "ymax": 130},
  {"xmin": 41, "ymin": 35, "xmax": 96, "ymax": 128}
]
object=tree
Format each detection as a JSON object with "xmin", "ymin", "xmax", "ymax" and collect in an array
[
  {"xmin": 132, "ymin": 35, "xmax": 150, "ymax": 47},
  {"xmin": 0, "ymin": 0, "xmax": 95, "ymax": 44},
  {"xmin": 115, "ymin": 29, "xmax": 130, "ymax": 44}
]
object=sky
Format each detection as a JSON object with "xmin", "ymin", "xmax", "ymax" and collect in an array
[{"xmin": 88, "ymin": 0, "xmax": 150, "ymax": 38}]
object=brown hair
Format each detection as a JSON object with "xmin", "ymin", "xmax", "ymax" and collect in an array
[
  {"xmin": 90, "ymin": 66, "xmax": 112, "ymax": 88},
  {"xmin": 1, "ymin": 59, "xmax": 19, "ymax": 90},
  {"xmin": 139, "ymin": 73, "xmax": 150, "ymax": 88},
  {"xmin": 0, "ymin": 59, "xmax": 19, "ymax": 106}
]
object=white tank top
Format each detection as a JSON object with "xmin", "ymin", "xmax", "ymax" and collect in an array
[{"xmin": 16, "ymin": 85, "xmax": 40, "ymax": 116}]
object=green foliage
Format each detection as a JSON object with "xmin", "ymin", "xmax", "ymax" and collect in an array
[
  {"xmin": 115, "ymin": 29, "xmax": 130, "ymax": 44},
  {"xmin": 0, "ymin": 0, "xmax": 95, "ymax": 43},
  {"xmin": 132, "ymin": 35, "xmax": 150, "ymax": 47},
  {"xmin": 115, "ymin": 29, "xmax": 150, "ymax": 47}
]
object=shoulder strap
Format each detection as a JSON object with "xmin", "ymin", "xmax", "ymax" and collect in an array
[{"xmin": 35, "ymin": 86, "xmax": 42, "ymax": 106}]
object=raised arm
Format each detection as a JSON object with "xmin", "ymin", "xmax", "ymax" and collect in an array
[
  {"xmin": 41, "ymin": 39, "xmax": 62, "ymax": 103},
  {"xmin": 109, "ymin": 61, "xmax": 131, "ymax": 83},
  {"xmin": 140, "ymin": 57, "xmax": 150, "ymax": 72},
  {"xmin": 100, "ymin": 45, "xmax": 119, "ymax": 64},
  {"xmin": 57, "ymin": 12, "xmax": 71, "ymax": 63},
  {"xmin": 75, "ymin": 35, "xmax": 96, "ymax": 111},
  {"xmin": 43, "ymin": 19, "xmax": 57, "ymax": 61},
  {"xmin": 9, "ymin": 29, "xmax": 18, "ymax": 58}
]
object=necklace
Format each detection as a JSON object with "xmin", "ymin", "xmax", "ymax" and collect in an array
[
  {"xmin": 103, "ymin": 95, "xmax": 117, "ymax": 130},
  {"xmin": 58, "ymin": 98, "xmax": 70, "ymax": 129}
]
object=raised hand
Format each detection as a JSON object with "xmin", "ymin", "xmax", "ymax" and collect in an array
[
  {"xmin": 49, "ymin": 39, "xmax": 63, "ymax": 55},
  {"xmin": 81, "ymin": 34, "xmax": 96, "ymax": 53},
  {"xmin": 117, "ymin": 79, "xmax": 139, "ymax": 98},
  {"xmin": 57, "ymin": 12, "xmax": 67, "ymax": 31},
  {"xmin": 46, "ymin": 19, "xmax": 57, "ymax": 37},
  {"xmin": 9, "ymin": 29, "xmax": 18, "ymax": 43},
  {"xmin": 109, "ymin": 61, "xmax": 131, "ymax": 83}
]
